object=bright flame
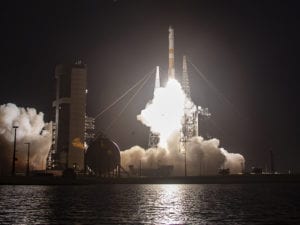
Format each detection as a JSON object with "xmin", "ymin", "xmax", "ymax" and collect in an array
[{"xmin": 137, "ymin": 78, "xmax": 185, "ymax": 148}]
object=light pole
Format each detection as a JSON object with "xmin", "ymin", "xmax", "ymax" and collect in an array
[
  {"xmin": 24, "ymin": 142, "xmax": 30, "ymax": 176},
  {"xmin": 182, "ymin": 137, "xmax": 187, "ymax": 177},
  {"xmin": 11, "ymin": 125, "xmax": 18, "ymax": 176},
  {"xmin": 184, "ymin": 149, "xmax": 187, "ymax": 177}
]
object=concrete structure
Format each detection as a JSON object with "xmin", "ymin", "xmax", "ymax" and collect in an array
[{"xmin": 48, "ymin": 60, "xmax": 87, "ymax": 170}]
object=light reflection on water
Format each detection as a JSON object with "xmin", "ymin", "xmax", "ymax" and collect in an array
[
  {"xmin": 143, "ymin": 185, "xmax": 185, "ymax": 224},
  {"xmin": 0, "ymin": 184, "xmax": 299, "ymax": 224}
]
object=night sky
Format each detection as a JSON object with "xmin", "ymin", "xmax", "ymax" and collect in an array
[{"xmin": 1, "ymin": 0, "xmax": 299, "ymax": 172}]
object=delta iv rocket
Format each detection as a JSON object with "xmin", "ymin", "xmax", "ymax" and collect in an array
[{"xmin": 168, "ymin": 26, "xmax": 175, "ymax": 79}]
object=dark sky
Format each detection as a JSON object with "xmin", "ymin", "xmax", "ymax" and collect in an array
[{"xmin": 1, "ymin": 0, "xmax": 299, "ymax": 172}]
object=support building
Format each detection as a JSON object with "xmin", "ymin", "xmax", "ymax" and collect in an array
[{"xmin": 47, "ymin": 60, "xmax": 94, "ymax": 171}]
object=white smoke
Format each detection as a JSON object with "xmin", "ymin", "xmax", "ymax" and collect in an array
[
  {"xmin": 121, "ymin": 135, "xmax": 245, "ymax": 176},
  {"xmin": 0, "ymin": 103, "xmax": 52, "ymax": 174},
  {"xmin": 137, "ymin": 79, "xmax": 185, "ymax": 148},
  {"xmin": 122, "ymin": 79, "xmax": 245, "ymax": 175}
]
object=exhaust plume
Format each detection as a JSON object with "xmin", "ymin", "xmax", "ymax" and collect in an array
[
  {"xmin": 0, "ymin": 103, "xmax": 52, "ymax": 175},
  {"xmin": 122, "ymin": 79, "xmax": 245, "ymax": 175},
  {"xmin": 137, "ymin": 79, "xmax": 185, "ymax": 148}
]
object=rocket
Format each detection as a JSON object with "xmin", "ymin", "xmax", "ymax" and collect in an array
[
  {"xmin": 155, "ymin": 66, "xmax": 160, "ymax": 89},
  {"xmin": 168, "ymin": 26, "xmax": 175, "ymax": 79}
]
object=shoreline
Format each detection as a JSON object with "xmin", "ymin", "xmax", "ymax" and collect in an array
[{"xmin": 1, "ymin": 174, "xmax": 300, "ymax": 185}]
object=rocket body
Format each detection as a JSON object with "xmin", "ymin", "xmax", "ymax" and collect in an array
[{"xmin": 168, "ymin": 26, "xmax": 175, "ymax": 79}]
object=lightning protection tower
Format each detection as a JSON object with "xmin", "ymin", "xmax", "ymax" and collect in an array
[{"xmin": 181, "ymin": 56, "xmax": 199, "ymax": 143}]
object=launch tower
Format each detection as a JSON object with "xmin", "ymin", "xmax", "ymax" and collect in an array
[
  {"xmin": 181, "ymin": 55, "xmax": 199, "ymax": 145},
  {"xmin": 180, "ymin": 55, "xmax": 211, "ymax": 149}
]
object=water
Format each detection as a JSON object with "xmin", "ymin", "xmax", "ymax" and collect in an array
[{"xmin": 0, "ymin": 183, "xmax": 299, "ymax": 224}]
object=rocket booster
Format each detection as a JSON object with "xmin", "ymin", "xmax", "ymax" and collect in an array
[
  {"xmin": 155, "ymin": 66, "xmax": 160, "ymax": 90},
  {"xmin": 168, "ymin": 26, "xmax": 175, "ymax": 79}
]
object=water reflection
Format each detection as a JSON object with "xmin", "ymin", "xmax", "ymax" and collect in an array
[
  {"xmin": 0, "ymin": 184, "xmax": 299, "ymax": 224},
  {"xmin": 151, "ymin": 184, "xmax": 184, "ymax": 224},
  {"xmin": 0, "ymin": 186, "xmax": 52, "ymax": 224}
]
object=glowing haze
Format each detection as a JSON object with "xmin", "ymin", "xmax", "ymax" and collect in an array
[{"xmin": 122, "ymin": 78, "xmax": 245, "ymax": 175}]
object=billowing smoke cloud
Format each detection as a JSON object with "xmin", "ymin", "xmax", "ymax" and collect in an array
[
  {"xmin": 122, "ymin": 79, "xmax": 245, "ymax": 175},
  {"xmin": 0, "ymin": 103, "xmax": 52, "ymax": 175},
  {"xmin": 187, "ymin": 136, "xmax": 245, "ymax": 175},
  {"xmin": 121, "ymin": 134, "xmax": 245, "ymax": 176}
]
